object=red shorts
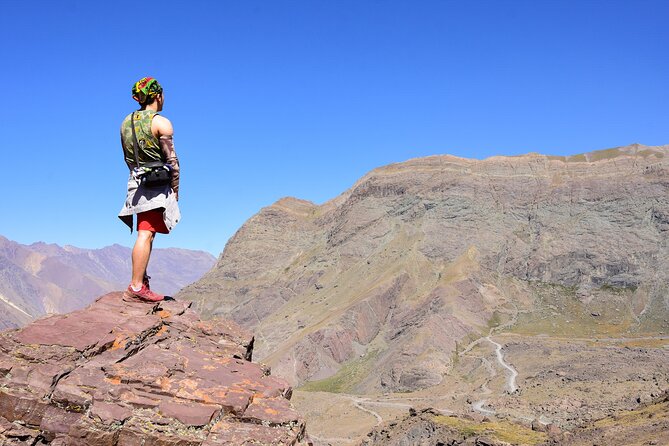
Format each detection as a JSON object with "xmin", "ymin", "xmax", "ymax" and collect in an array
[{"xmin": 136, "ymin": 209, "xmax": 169, "ymax": 234}]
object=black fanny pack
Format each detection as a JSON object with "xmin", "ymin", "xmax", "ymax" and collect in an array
[
  {"xmin": 141, "ymin": 161, "xmax": 171, "ymax": 187},
  {"xmin": 130, "ymin": 112, "xmax": 171, "ymax": 188}
]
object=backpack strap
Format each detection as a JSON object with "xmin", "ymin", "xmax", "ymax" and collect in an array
[{"xmin": 130, "ymin": 111, "xmax": 141, "ymax": 168}]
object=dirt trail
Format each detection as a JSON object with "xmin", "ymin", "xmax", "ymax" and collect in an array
[
  {"xmin": 469, "ymin": 336, "xmax": 518, "ymax": 415},
  {"xmin": 303, "ymin": 331, "xmax": 665, "ymax": 444},
  {"xmin": 487, "ymin": 336, "xmax": 518, "ymax": 393},
  {"xmin": 472, "ymin": 400, "xmax": 495, "ymax": 415},
  {"xmin": 471, "ymin": 300, "xmax": 520, "ymax": 403},
  {"xmin": 351, "ymin": 397, "xmax": 383, "ymax": 425}
]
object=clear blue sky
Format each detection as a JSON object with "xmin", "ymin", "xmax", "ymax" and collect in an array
[{"xmin": 1, "ymin": 0, "xmax": 667, "ymax": 256}]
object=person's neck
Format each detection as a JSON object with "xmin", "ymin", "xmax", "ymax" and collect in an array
[{"xmin": 140, "ymin": 103, "xmax": 160, "ymax": 112}]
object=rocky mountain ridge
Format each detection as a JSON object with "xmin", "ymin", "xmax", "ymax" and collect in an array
[
  {"xmin": 179, "ymin": 143, "xmax": 669, "ymax": 392},
  {"xmin": 177, "ymin": 144, "xmax": 669, "ymax": 443},
  {"xmin": 0, "ymin": 236, "xmax": 215, "ymax": 329}
]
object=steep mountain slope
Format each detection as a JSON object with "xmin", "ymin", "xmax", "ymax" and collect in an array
[
  {"xmin": 179, "ymin": 144, "xmax": 669, "ymax": 397},
  {"xmin": 0, "ymin": 237, "xmax": 215, "ymax": 329}
]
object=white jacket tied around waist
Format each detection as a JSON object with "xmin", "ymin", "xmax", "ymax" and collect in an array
[{"xmin": 118, "ymin": 171, "xmax": 180, "ymax": 232}]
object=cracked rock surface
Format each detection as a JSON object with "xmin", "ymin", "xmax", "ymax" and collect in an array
[{"xmin": 0, "ymin": 292, "xmax": 308, "ymax": 445}]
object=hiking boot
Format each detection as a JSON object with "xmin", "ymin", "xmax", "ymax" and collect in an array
[{"xmin": 124, "ymin": 283, "xmax": 164, "ymax": 302}]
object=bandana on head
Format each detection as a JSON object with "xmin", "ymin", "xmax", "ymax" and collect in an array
[{"xmin": 132, "ymin": 77, "xmax": 163, "ymax": 104}]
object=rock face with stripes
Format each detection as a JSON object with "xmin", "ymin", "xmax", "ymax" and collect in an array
[
  {"xmin": 178, "ymin": 144, "xmax": 669, "ymax": 394},
  {"xmin": 0, "ymin": 293, "xmax": 309, "ymax": 445}
]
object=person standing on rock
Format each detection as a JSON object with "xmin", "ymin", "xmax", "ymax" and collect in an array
[{"xmin": 118, "ymin": 77, "xmax": 180, "ymax": 302}]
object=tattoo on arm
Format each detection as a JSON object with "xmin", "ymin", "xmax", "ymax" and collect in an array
[{"xmin": 159, "ymin": 136, "xmax": 180, "ymax": 196}]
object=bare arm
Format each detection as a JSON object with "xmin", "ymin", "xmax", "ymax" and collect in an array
[
  {"xmin": 152, "ymin": 116, "xmax": 180, "ymax": 199},
  {"xmin": 152, "ymin": 115, "xmax": 173, "ymax": 138},
  {"xmin": 159, "ymin": 136, "xmax": 180, "ymax": 198}
]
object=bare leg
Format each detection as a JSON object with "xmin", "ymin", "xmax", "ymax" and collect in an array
[{"xmin": 131, "ymin": 230, "xmax": 155, "ymax": 289}]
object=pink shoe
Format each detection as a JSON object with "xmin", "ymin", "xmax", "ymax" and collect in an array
[{"xmin": 125, "ymin": 283, "xmax": 164, "ymax": 302}]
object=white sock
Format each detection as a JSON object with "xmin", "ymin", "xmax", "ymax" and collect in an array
[{"xmin": 131, "ymin": 284, "xmax": 142, "ymax": 292}]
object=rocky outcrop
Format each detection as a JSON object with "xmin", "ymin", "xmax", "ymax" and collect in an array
[
  {"xmin": 178, "ymin": 144, "xmax": 669, "ymax": 393},
  {"xmin": 0, "ymin": 237, "xmax": 216, "ymax": 329},
  {"xmin": 360, "ymin": 408, "xmax": 463, "ymax": 446},
  {"xmin": 558, "ymin": 390, "xmax": 669, "ymax": 446},
  {"xmin": 360, "ymin": 408, "xmax": 541, "ymax": 446},
  {"xmin": 0, "ymin": 293, "xmax": 308, "ymax": 445}
]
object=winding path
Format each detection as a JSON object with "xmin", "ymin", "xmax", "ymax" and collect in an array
[
  {"xmin": 486, "ymin": 336, "xmax": 518, "ymax": 393},
  {"xmin": 472, "ymin": 400, "xmax": 495, "ymax": 416},
  {"xmin": 469, "ymin": 336, "xmax": 519, "ymax": 415},
  {"xmin": 351, "ymin": 397, "xmax": 383, "ymax": 425}
]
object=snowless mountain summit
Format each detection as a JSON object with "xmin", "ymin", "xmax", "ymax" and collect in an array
[
  {"xmin": 178, "ymin": 144, "xmax": 669, "ymax": 443},
  {"xmin": 180, "ymin": 143, "xmax": 669, "ymax": 393}
]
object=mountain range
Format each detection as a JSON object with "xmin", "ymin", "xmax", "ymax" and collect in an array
[
  {"xmin": 0, "ymin": 236, "xmax": 215, "ymax": 329},
  {"xmin": 178, "ymin": 143, "xmax": 669, "ymax": 444}
]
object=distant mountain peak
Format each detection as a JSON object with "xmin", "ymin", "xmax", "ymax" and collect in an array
[
  {"xmin": 0, "ymin": 237, "xmax": 216, "ymax": 329},
  {"xmin": 179, "ymin": 142, "xmax": 669, "ymax": 394}
]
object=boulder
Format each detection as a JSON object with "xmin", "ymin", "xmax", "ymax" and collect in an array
[{"xmin": 0, "ymin": 292, "xmax": 309, "ymax": 445}]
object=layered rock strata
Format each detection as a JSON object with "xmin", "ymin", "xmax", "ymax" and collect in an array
[
  {"xmin": 179, "ymin": 144, "xmax": 669, "ymax": 393},
  {"xmin": 0, "ymin": 293, "xmax": 307, "ymax": 445}
]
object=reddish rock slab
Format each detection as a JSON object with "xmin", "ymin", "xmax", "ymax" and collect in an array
[
  {"xmin": 158, "ymin": 400, "xmax": 221, "ymax": 426},
  {"xmin": 0, "ymin": 388, "xmax": 49, "ymax": 426},
  {"xmin": 4, "ymin": 362, "xmax": 71, "ymax": 395},
  {"xmin": 152, "ymin": 298, "xmax": 193, "ymax": 319},
  {"xmin": 118, "ymin": 389, "xmax": 164, "ymax": 409},
  {"xmin": 11, "ymin": 342, "xmax": 78, "ymax": 363},
  {"xmin": 15, "ymin": 293, "xmax": 163, "ymax": 354},
  {"xmin": 51, "ymin": 365, "xmax": 110, "ymax": 408},
  {"xmin": 40, "ymin": 405, "xmax": 84, "ymax": 438},
  {"xmin": 103, "ymin": 344, "xmax": 184, "ymax": 389},
  {"xmin": 117, "ymin": 416, "xmax": 205, "ymax": 446},
  {"xmin": 89, "ymin": 401, "xmax": 133, "ymax": 425},
  {"xmin": 196, "ymin": 318, "xmax": 254, "ymax": 348},
  {"xmin": 241, "ymin": 396, "xmax": 302, "ymax": 425},
  {"xmin": 0, "ymin": 291, "xmax": 308, "ymax": 445},
  {"xmin": 66, "ymin": 416, "xmax": 120, "ymax": 446},
  {"xmin": 15, "ymin": 309, "xmax": 121, "ymax": 351},
  {"xmin": 169, "ymin": 377, "xmax": 255, "ymax": 413},
  {"xmin": 0, "ymin": 415, "xmax": 42, "ymax": 443},
  {"xmin": 242, "ymin": 374, "xmax": 294, "ymax": 399}
]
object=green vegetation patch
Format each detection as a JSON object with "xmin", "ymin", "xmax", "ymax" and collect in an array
[
  {"xmin": 434, "ymin": 415, "xmax": 548, "ymax": 445},
  {"xmin": 507, "ymin": 282, "xmax": 641, "ymax": 337},
  {"xmin": 487, "ymin": 311, "xmax": 503, "ymax": 329},
  {"xmin": 600, "ymin": 283, "xmax": 637, "ymax": 293},
  {"xmin": 593, "ymin": 401, "xmax": 669, "ymax": 428},
  {"xmin": 589, "ymin": 148, "xmax": 622, "ymax": 162},
  {"xmin": 622, "ymin": 338, "xmax": 669, "ymax": 348},
  {"xmin": 299, "ymin": 349, "xmax": 380, "ymax": 393},
  {"xmin": 637, "ymin": 149, "xmax": 664, "ymax": 158},
  {"xmin": 487, "ymin": 310, "xmax": 513, "ymax": 330}
]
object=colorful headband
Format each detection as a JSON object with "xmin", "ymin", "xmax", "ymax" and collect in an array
[{"xmin": 131, "ymin": 77, "xmax": 163, "ymax": 104}]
